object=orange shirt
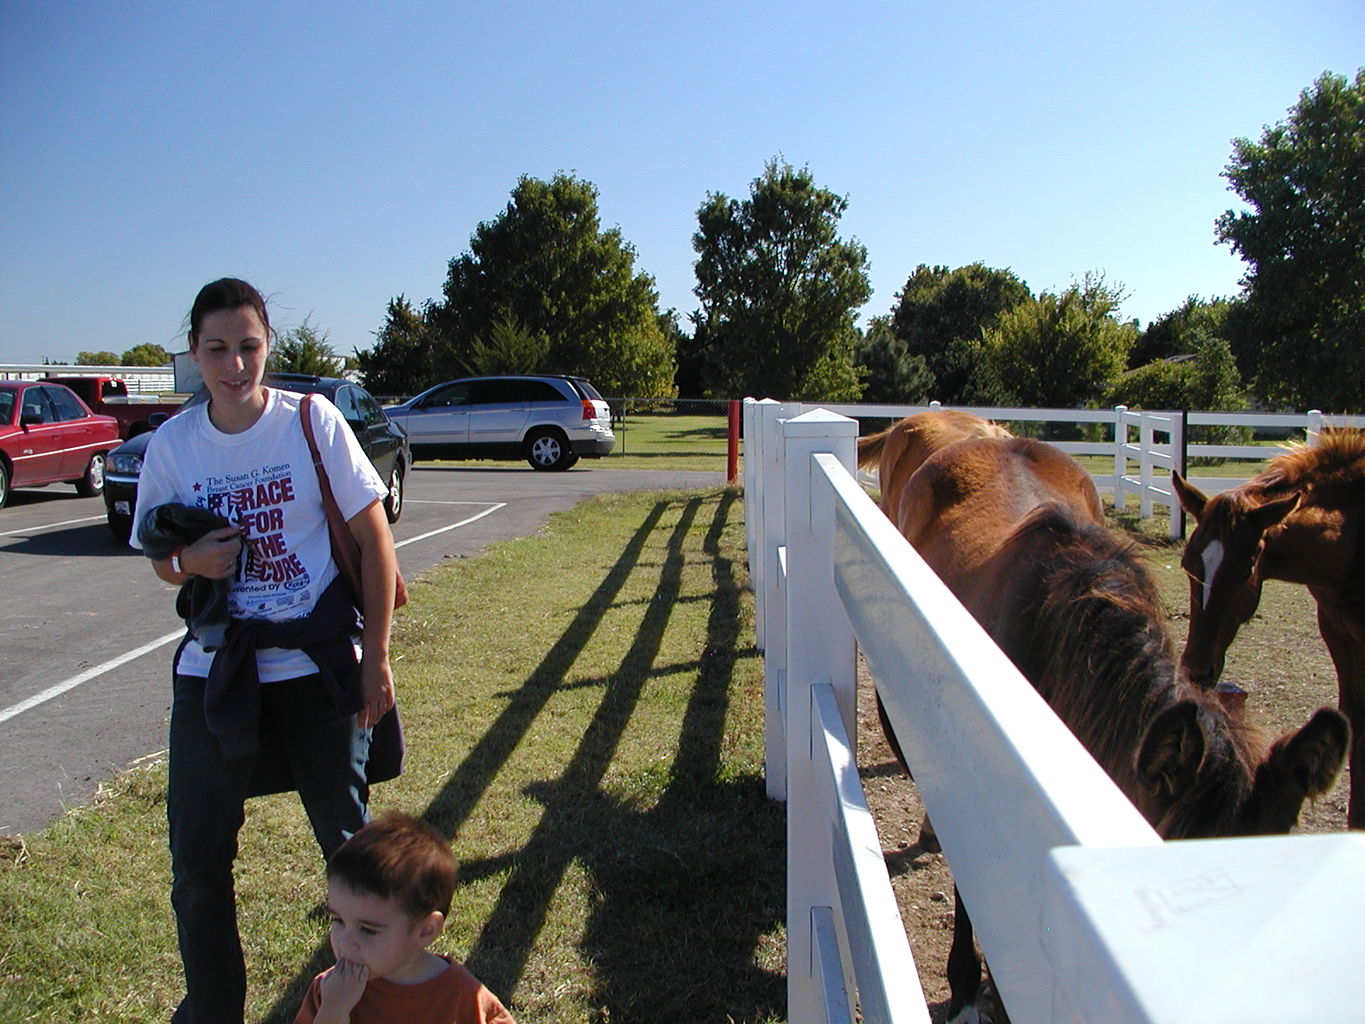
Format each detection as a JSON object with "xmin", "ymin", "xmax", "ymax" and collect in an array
[{"xmin": 295, "ymin": 956, "xmax": 516, "ymax": 1024}]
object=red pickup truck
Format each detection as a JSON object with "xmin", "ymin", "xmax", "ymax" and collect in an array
[{"xmin": 41, "ymin": 375, "xmax": 185, "ymax": 440}]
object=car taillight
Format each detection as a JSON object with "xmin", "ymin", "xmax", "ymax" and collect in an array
[{"xmin": 581, "ymin": 399, "xmax": 595, "ymax": 421}]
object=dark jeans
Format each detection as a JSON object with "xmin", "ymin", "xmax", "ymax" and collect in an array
[{"xmin": 168, "ymin": 672, "xmax": 371, "ymax": 1024}]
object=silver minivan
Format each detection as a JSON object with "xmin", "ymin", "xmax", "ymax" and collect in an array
[{"xmin": 384, "ymin": 374, "xmax": 615, "ymax": 471}]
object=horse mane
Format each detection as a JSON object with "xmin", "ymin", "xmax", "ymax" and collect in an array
[
  {"xmin": 1260, "ymin": 428, "xmax": 1365, "ymax": 492},
  {"xmin": 1003, "ymin": 508, "xmax": 1266, "ymax": 826}
]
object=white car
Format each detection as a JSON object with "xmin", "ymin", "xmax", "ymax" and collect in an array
[{"xmin": 384, "ymin": 374, "xmax": 615, "ymax": 471}]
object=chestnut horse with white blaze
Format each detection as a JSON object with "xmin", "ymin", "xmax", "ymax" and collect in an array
[
  {"xmin": 880, "ymin": 433, "xmax": 1347, "ymax": 1023},
  {"xmin": 1173, "ymin": 427, "xmax": 1365, "ymax": 827}
]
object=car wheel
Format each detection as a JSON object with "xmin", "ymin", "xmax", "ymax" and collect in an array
[
  {"xmin": 107, "ymin": 512, "xmax": 132, "ymax": 541},
  {"xmin": 0, "ymin": 461, "xmax": 9, "ymax": 508},
  {"xmin": 75, "ymin": 452, "xmax": 107, "ymax": 497},
  {"xmin": 525, "ymin": 429, "xmax": 572, "ymax": 471},
  {"xmin": 384, "ymin": 463, "xmax": 404, "ymax": 523}
]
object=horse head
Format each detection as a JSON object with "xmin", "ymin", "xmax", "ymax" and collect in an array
[
  {"xmin": 1171, "ymin": 471, "xmax": 1301, "ymax": 686},
  {"xmin": 1135, "ymin": 697, "xmax": 1348, "ymax": 838}
]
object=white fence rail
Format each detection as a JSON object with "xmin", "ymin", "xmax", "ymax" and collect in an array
[
  {"xmin": 0, "ymin": 363, "xmax": 177, "ymax": 392},
  {"xmin": 811, "ymin": 401, "xmax": 1365, "ymax": 538},
  {"xmin": 744, "ymin": 399, "xmax": 1365, "ymax": 1023}
]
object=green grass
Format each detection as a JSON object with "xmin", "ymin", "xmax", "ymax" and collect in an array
[
  {"xmin": 0, "ymin": 486, "xmax": 784, "ymax": 1024},
  {"xmin": 430, "ymin": 412, "xmax": 735, "ymax": 473}
]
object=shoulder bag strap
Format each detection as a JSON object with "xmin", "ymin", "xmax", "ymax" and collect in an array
[{"xmin": 301, "ymin": 394, "xmax": 365, "ymax": 601}]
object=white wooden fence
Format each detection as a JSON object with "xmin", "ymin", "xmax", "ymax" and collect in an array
[
  {"xmin": 744, "ymin": 399, "xmax": 1365, "ymax": 1023},
  {"xmin": 811, "ymin": 401, "xmax": 1365, "ymax": 539},
  {"xmin": 0, "ymin": 363, "xmax": 177, "ymax": 392}
]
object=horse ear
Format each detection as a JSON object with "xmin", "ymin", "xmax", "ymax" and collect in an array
[
  {"xmin": 1270, "ymin": 707, "xmax": 1349, "ymax": 798},
  {"xmin": 1138, "ymin": 701, "xmax": 1206, "ymax": 798},
  {"xmin": 1171, "ymin": 471, "xmax": 1207, "ymax": 520},
  {"xmin": 1248, "ymin": 491, "xmax": 1301, "ymax": 534}
]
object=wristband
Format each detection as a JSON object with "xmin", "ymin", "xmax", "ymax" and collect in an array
[{"xmin": 170, "ymin": 547, "xmax": 185, "ymax": 575}]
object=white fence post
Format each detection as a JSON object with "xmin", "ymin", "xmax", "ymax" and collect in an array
[
  {"xmin": 783, "ymin": 409, "xmax": 859, "ymax": 1023},
  {"xmin": 760, "ymin": 400, "xmax": 803, "ymax": 802},
  {"xmin": 1112, "ymin": 405, "xmax": 1129, "ymax": 510},
  {"xmin": 1166, "ymin": 410, "xmax": 1184, "ymax": 539},
  {"xmin": 1307, "ymin": 409, "xmax": 1324, "ymax": 444}
]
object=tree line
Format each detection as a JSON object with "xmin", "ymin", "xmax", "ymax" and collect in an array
[{"xmin": 349, "ymin": 69, "xmax": 1363, "ymax": 413}]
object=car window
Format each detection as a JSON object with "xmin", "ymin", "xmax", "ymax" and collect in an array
[
  {"xmin": 526, "ymin": 380, "xmax": 567, "ymax": 403},
  {"xmin": 571, "ymin": 378, "xmax": 606, "ymax": 401},
  {"xmin": 45, "ymin": 385, "xmax": 87, "ymax": 422},
  {"xmin": 469, "ymin": 379, "xmax": 525, "ymax": 405},
  {"xmin": 333, "ymin": 386, "xmax": 359, "ymax": 421},
  {"xmin": 21, "ymin": 388, "xmax": 56, "ymax": 424},
  {"xmin": 356, "ymin": 391, "xmax": 388, "ymax": 427},
  {"xmin": 421, "ymin": 382, "xmax": 474, "ymax": 408},
  {"xmin": 0, "ymin": 390, "xmax": 15, "ymax": 424}
]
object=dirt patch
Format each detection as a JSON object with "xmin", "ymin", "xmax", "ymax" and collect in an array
[{"xmin": 853, "ymin": 552, "xmax": 1351, "ymax": 1022}]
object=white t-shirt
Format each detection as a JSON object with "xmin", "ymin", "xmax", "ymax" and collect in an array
[{"xmin": 133, "ymin": 388, "xmax": 387, "ymax": 681}]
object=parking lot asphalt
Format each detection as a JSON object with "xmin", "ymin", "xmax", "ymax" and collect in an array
[{"xmin": 0, "ymin": 463, "xmax": 726, "ymax": 835}]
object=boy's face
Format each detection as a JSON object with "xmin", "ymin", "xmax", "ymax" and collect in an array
[{"xmin": 326, "ymin": 880, "xmax": 441, "ymax": 984}]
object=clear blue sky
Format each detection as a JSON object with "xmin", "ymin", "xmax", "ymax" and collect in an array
[{"xmin": 1, "ymin": 1, "xmax": 1360, "ymax": 367}]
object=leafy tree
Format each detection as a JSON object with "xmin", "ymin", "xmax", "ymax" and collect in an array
[
  {"xmin": 890, "ymin": 263, "xmax": 1031, "ymax": 402},
  {"xmin": 855, "ymin": 315, "xmax": 933, "ymax": 403},
  {"xmin": 268, "ymin": 316, "xmax": 342, "ymax": 376},
  {"xmin": 358, "ymin": 296, "xmax": 438, "ymax": 397},
  {"xmin": 1216, "ymin": 68, "xmax": 1365, "ymax": 411},
  {"xmin": 1109, "ymin": 336, "xmax": 1250, "ymax": 461},
  {"xmin": 691, "ymin": 158, "xmax": 870, "ymax": 401},
  {"xmin": 76, "ymin": 351, "xmax": 121, "ymax": 365},
  {"xmin": 1130, "ymin": 296, "xmax": 1233, "ymax": 369},
  {"xmin": 466, "ymin": 310, "xmax": 551, "ymax": 376},
  {"xmin": 437, "ymin": 173, "xmax": 675, "ymax": 397},
  {"xmin": 121, "ymin": 343, "xmax": 172, "ymax": 366},
  {"xmin": 982, "ymin": 274, "xmax": 1136, "ymax": 408},
  {"xmin": 1111, "ymin": 337, "xmax": 1247, "ymax": 413}
]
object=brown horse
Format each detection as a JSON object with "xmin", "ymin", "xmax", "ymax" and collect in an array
[
  {"xmin": 1172, "ymin": 428, "xmax": 1365, "ymax": 828},
  {"xmin": 883, "ymin": 435, "xmax": 1348, "ymax": 1022},
  {"xmin": 857, "ymin": 408, "xmax": 1011, "ymax": 518},
  {"xmin": 860, "ymin": 410, "xmax": 1017, "ymax": 852}
]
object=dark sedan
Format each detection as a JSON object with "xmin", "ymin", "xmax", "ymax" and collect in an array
[{"xmin": 102, "ymin": 374, "xmax": 410, "ymax": 541}]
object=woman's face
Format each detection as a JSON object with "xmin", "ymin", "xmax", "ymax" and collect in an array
[{"xmin": 191, "ymin": 305, "xmax": 270, "ymax": 422}]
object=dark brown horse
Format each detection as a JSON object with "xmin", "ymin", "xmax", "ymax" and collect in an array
[
  {"xmin": 883, "ymin": 435, "xmax": 1348, "ymax": 1022},
  {"xmin": 1173, "ymin": 428, "xmax": 1365, "ymax": 827}
]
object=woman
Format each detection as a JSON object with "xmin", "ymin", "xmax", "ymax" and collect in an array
[{"xmin": 133, "ymin": 278, "xmax": 400, "ymax": 1023}]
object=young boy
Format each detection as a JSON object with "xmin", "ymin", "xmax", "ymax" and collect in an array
[{"xmin": 295, "ymin": 811, "xmax": 516, "ymax": 1024}]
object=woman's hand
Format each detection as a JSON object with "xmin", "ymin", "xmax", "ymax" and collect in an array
[
  {"xmin": 155, "ymin": 525, "xmax": 241, "ymax": 583},
  {"xmin": 358, "ymin": 648, "xmax": 395, "ymax": 729},
  {"xmin": 347, "ymin": 498, "xmax": 398, "ymax": 729},
  {"xmin": 182, "ymin": 526, "xmax": 243, "ymax": 579}
]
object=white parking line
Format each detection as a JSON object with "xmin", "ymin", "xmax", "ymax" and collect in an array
[
  {"xmin": 0, "ymin": 502, "xmax": 506, "ymax": 724},
  {"xmin": 0, "ymin": 629, "xmax": 184, "ymax": 725},
  {"xmin": 0, "ymin": 514, "xmax": 107, "ymax": 538},
  {"xmin": 394, "ymin": 503, "xmax": 504, "ymax": 548}
]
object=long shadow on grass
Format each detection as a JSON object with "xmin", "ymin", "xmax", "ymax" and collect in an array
[
  {"xmin": 265, "ymin": 491, "xmax": 781, "ymax": 1023},
  {"xmin": 263, "ymin": 498, "xmax": 673, "ymax": 1021},
  {"xmin": 455, "ymin": 488, "xmax": 784, "ymax": 1023}
]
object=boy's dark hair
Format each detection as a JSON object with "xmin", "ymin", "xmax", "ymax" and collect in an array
[{"xmin": 327, "ymin": 811, "xmax": 457, "ymax": 920}]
